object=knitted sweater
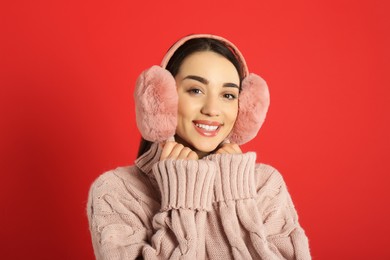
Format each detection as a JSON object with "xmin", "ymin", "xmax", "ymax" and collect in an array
[{"xmin": 87, "ymin": 143, "xmax": 311, "ymax": 259}]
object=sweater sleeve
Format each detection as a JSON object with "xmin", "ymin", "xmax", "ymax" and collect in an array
[
  {"xmin": 255, "ymin": 164, "xmax": 311, "ymax": 259},
  {"xmin": 87, "ymin": 159, "xmax": 216, "ymax": 260},
  {"xmin": 143, "ymin": 159, "xmax": 216, "ymax": 259},
  {"xmin": 205, "ymin": 153, "xmax": 311, "ymax": 260}
]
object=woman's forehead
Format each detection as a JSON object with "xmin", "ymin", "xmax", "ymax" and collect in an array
[{"xmin": 177, "ymin": 51, "xmax": 240, "ymax": 83}]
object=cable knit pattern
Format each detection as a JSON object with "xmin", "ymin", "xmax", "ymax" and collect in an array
[{"xmin": 87, "ymin": 143, "xmax": 311, "ymax": 259}]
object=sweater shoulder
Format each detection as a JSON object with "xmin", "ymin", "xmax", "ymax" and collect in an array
[
  {"xmin": 255, "ymin": 163, "xmax": 285, "ymax": 184},
  {"xmin": 87, "ymin": 165, "xmax": 159, "ymax": 216},
  {"xmin": 89, "ymin": 166, "xmax": 145, "ymax": 196},
  {"xmin": 254, "ymin": 163, "xmax": 289, "ymax": 200}
]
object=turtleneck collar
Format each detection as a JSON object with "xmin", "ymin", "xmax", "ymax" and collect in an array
[{"xmin": 135, "ymin": 142, "xmax": 162, "ymax": 177}]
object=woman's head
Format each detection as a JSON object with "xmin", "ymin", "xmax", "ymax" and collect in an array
[
  {"xmin": 174, "ymin": 50, "xmax": 240, "ymax": 158},
  {"xmin": 165, "ymin": 38, "xmax": 245, "ymax": 157},
  {"xmin": 136, "ymin": 34, "xmax": 270, "ymax": 158}
]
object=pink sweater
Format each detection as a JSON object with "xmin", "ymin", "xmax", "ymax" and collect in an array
[{"xmin": 87, "ymin": 143, "xmax": 311, "ymax": 259}]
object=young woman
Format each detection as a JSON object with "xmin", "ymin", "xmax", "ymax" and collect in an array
[{"xmin": 87, "ymin": 34, "xmax": 311, "ymax": 259}]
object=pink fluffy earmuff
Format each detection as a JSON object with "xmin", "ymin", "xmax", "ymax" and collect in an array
[{"xmin": 134, "ymin": 34, "xmax": 270, "ymax": 145}]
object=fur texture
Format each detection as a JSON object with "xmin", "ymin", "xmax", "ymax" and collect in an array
[
  {"xmin": 134, "ymin": 66, "xmax": 178, "ymax": 142},
  {"xmin": 229, "ymin": 74, "xmax": 270, "ymax": 145}
]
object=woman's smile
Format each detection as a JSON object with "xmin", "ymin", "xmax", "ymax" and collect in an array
[{"xmin": 193, "ymin": 120, "xmax": 223, "ymax": 137}]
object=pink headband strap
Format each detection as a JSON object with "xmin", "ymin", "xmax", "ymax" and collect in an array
[{"xmin": 160, "ymin": 34, "xmax": 249, "ymax": 77}]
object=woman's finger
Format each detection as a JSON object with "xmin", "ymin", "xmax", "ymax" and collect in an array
[
  {"xmin": 167, "ymin": 143, "xmax": 185, "ymax": 159},
  {"xmin": 215, "ymin": 143, "xmax": 242, "ymax": 154},
  {"xmin": 160, "ymin": 141, "xmax": 177, "ymax": 160},
  {"xmin": 187, "ymin": 151, "xmax": 199, "ymax": 160},
  {"xmin": 177, "ymin": 147, "xmax": 192, "ymax": 159}
]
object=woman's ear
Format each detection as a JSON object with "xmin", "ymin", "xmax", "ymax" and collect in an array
[
  {"xmin": 229, "ymin": 73, "xmax": 270, "ymax": 145},
  {"xmin": 134, "ymin": 66, "xmax": 178, "ymax": 142}
]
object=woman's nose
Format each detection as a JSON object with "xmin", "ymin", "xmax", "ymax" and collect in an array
[{"xmin": 201, "ymin": 97, "xmax": 220, "ymax": 117}]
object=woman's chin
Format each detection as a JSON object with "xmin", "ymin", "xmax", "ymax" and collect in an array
[
  {"xmin": 192, "ymin": 143, "xmax": 219, "ymax": 156},
  {"xmin": 174, "ymin": 134, "xmax": 223, "ymax": 157}
]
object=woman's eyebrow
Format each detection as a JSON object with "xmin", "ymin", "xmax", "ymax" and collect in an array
[
  {"xmin": 183, "ymin": 75, "xmax": 239, "ymax": 89},
  {"xmin": 223, "ymin": 83, "xmax": 239, "ymax": 89},
  {"xmin": 183, "ymin": 75, "xmax": 208, "ymax": 85}
]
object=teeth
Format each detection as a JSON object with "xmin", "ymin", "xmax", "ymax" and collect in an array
[{"xmin": 195, "ymin": 123, "xmax": 218, "ymax": 131}]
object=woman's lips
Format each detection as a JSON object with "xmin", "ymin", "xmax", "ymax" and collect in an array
[{"xmin": 193, "ymin": 120, "xmax": 222, "ymax": 137}]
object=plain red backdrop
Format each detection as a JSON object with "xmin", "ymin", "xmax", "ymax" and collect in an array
[{"xmin": 1, "ymin": 0, "xmax": 389, "ymax": 259}]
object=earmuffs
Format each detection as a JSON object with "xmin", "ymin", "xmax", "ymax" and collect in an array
[{"xmin": 134, "ymin": 34, "xmax": 270, "ymax": 145}]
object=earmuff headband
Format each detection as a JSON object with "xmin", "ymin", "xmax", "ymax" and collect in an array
[{"xmin": 160, "ymin": 34, "xmax": 249, "ymax": 77}]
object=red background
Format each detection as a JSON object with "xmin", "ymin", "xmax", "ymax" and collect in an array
[{"xmin": 1, "ymin": 0, "xmax": 389, "ymax": 259}]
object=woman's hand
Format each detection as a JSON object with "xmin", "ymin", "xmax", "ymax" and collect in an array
[
  {"xmin": 215, "ymin": 143, "xmax": 242, "ymax": 155},
  {"xmin": 160, "ymin": 142, "xmax": 199, "ymax": 161}
]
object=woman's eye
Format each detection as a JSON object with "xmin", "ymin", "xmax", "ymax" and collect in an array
[
  {"xmin": 188, "ymin": 88, "xmax": 202, "ymax": 95},
  {"xmin": 223, "ymin": 93, "xmax": 237, "ymax": 100}
]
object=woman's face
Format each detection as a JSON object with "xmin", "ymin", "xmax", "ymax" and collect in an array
[{"xmin": 174, "ymin": 51, "xmax": 240, "ymax": 158}]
